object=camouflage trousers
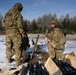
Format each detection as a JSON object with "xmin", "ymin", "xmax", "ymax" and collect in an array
[
  {"xmin": 48, "ymin": 43, "xmax": 65, "ymax": 60},
  {"xmin": 6, "ymin": 29, "xmax": 26, "ymax": 62}
]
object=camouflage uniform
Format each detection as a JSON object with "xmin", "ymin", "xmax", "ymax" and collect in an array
[
  {"xmin": 46, "ymin": 20, "xmax": 66, "ymax": 60},
  {"xmin": 2, "ymin": 3, "xmax": 26, "ymax": 65}
]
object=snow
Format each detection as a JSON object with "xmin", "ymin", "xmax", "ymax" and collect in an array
[
  {"xmin": 63, "ymin": 41, "xmax": 76, "ymax": 55},
  {"xmin": 0, "ymin": 34, "xmax": 76, "ymax": 69}
]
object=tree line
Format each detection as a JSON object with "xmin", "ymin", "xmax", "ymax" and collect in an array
[{"xmin": 0, "ymin": 13, "xmax": 76, "ymax": 34}]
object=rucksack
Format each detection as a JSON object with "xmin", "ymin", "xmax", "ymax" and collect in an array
[{"xmin": 2, "ymin": 9, "xmax": 13, "ymax": 28}]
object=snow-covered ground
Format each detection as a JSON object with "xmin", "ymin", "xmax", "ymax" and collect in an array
[{"xmin": 0, "ymin": 34, "xmax": 76, "ymax": 69}]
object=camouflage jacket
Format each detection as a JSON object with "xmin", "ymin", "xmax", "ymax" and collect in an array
[
  {"xmin": 2, "ymin": 9, "xmax": 24, "ymax": 34},
  {"xmin": 46, "ymin": 28, "xmax": 66, "ymax": 49}
]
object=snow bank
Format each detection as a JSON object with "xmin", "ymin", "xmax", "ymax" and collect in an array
[{"xmin": 0, "ymin": 35, "xmax": 76, "ymax": 69}]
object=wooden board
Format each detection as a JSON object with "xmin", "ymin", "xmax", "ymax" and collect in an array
[
  {"xmin": 45, "ymin": 57, "xmax": 62, "ymax": 75},
  {"xmin": 65, "ymin": 54, "xmax": 76, "ymax": 69}
]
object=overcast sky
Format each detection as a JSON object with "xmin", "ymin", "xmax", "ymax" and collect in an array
[{"xmin": 0, "ymin": 0, "xmax": 76, "ymax": 20}]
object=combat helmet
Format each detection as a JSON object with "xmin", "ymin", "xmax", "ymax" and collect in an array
[
  {"xmin": 14, "ymin": 3, "xmax": 23, "ymax": 11},
  {"xmin": 51, "ymin": 19, "xmax": 58, "ymax": 27}
]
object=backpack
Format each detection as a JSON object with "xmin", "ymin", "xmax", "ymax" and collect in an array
[
  {"xmin": 2, "ymin": 9, "xmax": 13, "ymax": 28},
  {"xmin": 21, "ymin": 34, "xmax": 30, "ymax": 50}
]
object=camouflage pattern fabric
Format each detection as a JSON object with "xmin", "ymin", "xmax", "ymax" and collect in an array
[
  {"xmin": 2, "ymin": 9, "xmax": 25, "ymax": 62},
  {"xmin": 2, "ymin": 9, "xmax": 13, "ymax": 27},
  {"xmin": 46, "ymin": 28, "xmax": 66, "ymax": 60}
]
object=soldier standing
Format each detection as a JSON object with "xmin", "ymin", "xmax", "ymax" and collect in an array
[
  {"xmin": 2, "ymin": 3, "xmax": 26, "ymax": 66},
  {"xmin": 45, "ymin": 19, "xmax": 66, "ymax": 60}
]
